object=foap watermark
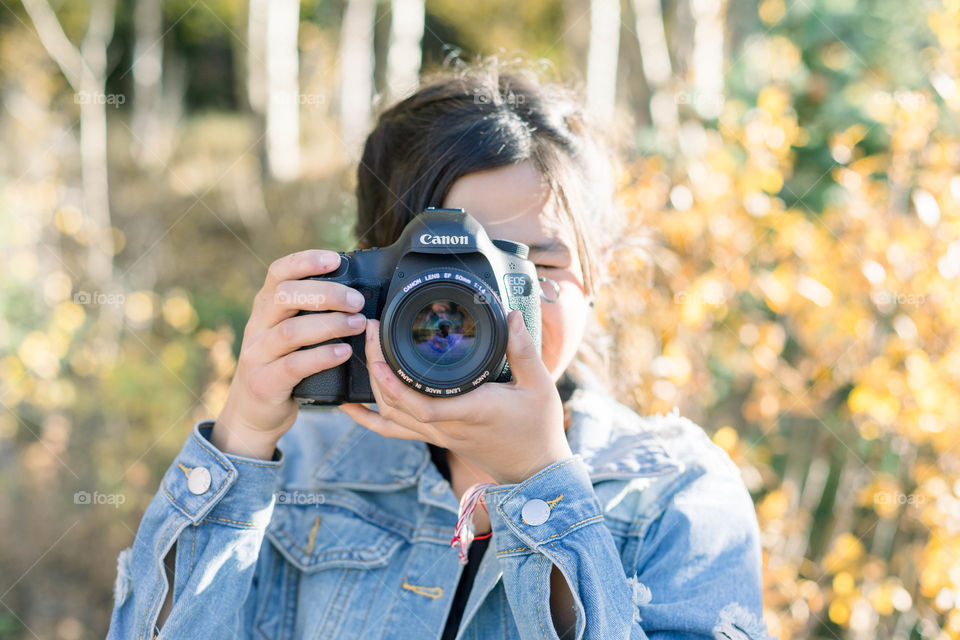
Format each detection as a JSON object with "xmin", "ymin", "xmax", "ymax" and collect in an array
[
  {"xmin": 275, "ymin": 290, "xmax": 325, "ymax": 307},
  {"xmin": 871, "ymin": 291, "xmax": 926, "ymax": 308},
  {"xmin": 273, "ymin": 92, "xmax": 327, "ymax": 108},
  {"xmin": 275, "ymin": 490, "xmax": 326, "ymax": 505},
  {"xmin": 873, "ymin": 90, "xmax": 926, "ymax": 109},
  {"xmin": 75, "ymin": 91, "xmax": 126, "ymax": 108},
  {"xmin": 674, "ymin": 90, "xmax": 726, "ymax": 111},
  {"xmin": 75, "ymin": 490, "xmax": 126, "ymax": 508},
  {"xmin": 673, "ymin": 290, "xmax": 726, "ymax": 306},
  {"xmin": 472, "ymin": 291, "xmax": 498, "ymax": 305},
  {"xmin": 473, "ymin": 88, "xmax": 526, "ymax": 106},
  {"xmin": 74, "ymin": 290, "xmax": 126, "ymax": 307},
  {"xmin": 875, "ymin": 491, "xmax": 925, "ymax": 508}
]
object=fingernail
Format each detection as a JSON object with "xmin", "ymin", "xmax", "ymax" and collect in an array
[
  {"xmin": 347, "ymin": 290, "xmax": 365, "ymax": 309},
  {"xmin": 320, "ymin": 253, "xmax": 339, "ymax": 269},
  {"xmin": 334, "ymin": 344, "xmax": 351, "ymax": 357},
  {"xmin": 348, "ymin": 314, "xmax": 366, "ymax": 329}
]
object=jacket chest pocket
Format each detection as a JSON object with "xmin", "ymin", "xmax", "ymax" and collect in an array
[{"xmin": 257, "ymin": 494, "xmax": 411, "ymax": 640}]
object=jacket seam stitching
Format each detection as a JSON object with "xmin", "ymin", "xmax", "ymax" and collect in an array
[
  {"xmin": 311, "ymin": 568, "xmax": 351, "ymax": 637},
  {"xmin": 280, "ymin": 497, "xmax": 415, "ymax": 540},
  {"xmin": 501, "ymin": 585, "xmax": 510, "ymax": 640},
  {"xmin": 204, "ymin": 515, "xmax": 257, "ymax": 527},
  {"xmin": 486, "ymin": 458, "xmax": 578, "ymax": 496},
  {"xmin": 536, "ymin": 553, "xmax": 550, "ymax": 640},
  {"xmin": 532, "ymin": 514, "xmax": 604, "ymax": 543},
  {"xmin": 162, "ymin": 470, "xmax": 233, "ymax": 522},
  {"xmin": 549, "ymin": 542, "xmax": 577, "ymax": 586},
  {"xmin": 548, "ymin": 542, "xmax": 582, "ymax": 640},
  {"xmin": 497, "ymin": 545, "xmax": 531, "ymax": 555},
  {"xmin": 189, "ymin": 524, "xmax": 196, "ymax": 578},
  {"xmin": 356, "ymin": 560, "xmax": 387, "ymax": 634},
  {"xmin": 254, "ymin": 545, "xmax": 278, "ymax": 640},
  {"xmin": 230, "ymin": 457, "xmax": 282, "ymax": 469},
  {"xmin": 272, "ymin": 525, "xmax": 398, "ymax": 564},
  {"xmin": 284, "ymin": 559, "xmax": 299, "ymax": 638},
  {"xmin": 140, "ymin": 514, "xmax": 185, "ymax": 640},
  {"xmin": 191, "ymin": 429, "xmax": 233, "ymax": 474}
]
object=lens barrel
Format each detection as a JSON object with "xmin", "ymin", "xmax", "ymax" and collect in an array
[{"xmin": 379, "ymin": 268, "xmax": 509, "ymax": 396}]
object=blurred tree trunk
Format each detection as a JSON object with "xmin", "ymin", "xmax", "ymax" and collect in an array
[
  {"xmin": 630, "ymin": 0, "xmax": 678, "ymax": 141},
  {"xmin": 386, "ymin": 0, "xmax": 425, "ymax": 100},
  {"xmin": 131, "ymin": 0, "xmax": 162, "ymax": 168},
  {"xmin": 247, "ymin": 0, "xmax": 301, "ymax": 182},
  {"xmin": 247, "ymin": 0, "xmax": 268, "ymax": 115},
  {"xmin": 265, "ymin": 0, "xmax": 301, "ymax": 181},
  {"xmin": 585, "ymin": 0, "xmax": 620, "ymax": 121},
  {"xmin": 339, "ymin": 0, "xmax": 377, "ymax": 158},
  {"xmin": 130, "ymin": 0, "xmax": 183, "ymax": 171},
  {"xmin": 690, "ymin": 0, "xmax": 725, "ymax": 119},
  {"xmin": 22, "ymin": 0, "xmax": 117, "ymax": 289}
]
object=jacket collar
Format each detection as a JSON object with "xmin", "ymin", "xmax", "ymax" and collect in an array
[{"xmin": 309, "ymin": 361, "xmax": 684, "ymax": 498}]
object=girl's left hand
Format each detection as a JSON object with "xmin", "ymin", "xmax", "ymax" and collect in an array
[{"xmin": 339, "ymin": 310, "xmax": 573, "ymax": 486}]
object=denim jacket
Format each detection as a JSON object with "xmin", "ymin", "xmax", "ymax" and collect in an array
[{"xmin": 107, "ymin": 363, "xmax": 773, "ymax": 640}]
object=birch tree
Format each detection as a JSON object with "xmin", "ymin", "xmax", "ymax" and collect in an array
[
  {"xmin": 22, "ymin": 0, "xmax": 117, "ymax": 288},
  {"xmin": 690, "ymin": 0, "xmax": 725, "ymax": 119},
  {"xmin": 130, "ymin": 0, "xmax": 183, "ymax": 171},
  {"xmin": 386, "ymin": 0, "xmax": 425, "ymax": 100},
  {"xmin": 585, "ymin": 0, "xmax": 621, "ymax": 122},
  {"xmin": 247, "ymin": 0, "xmax": 301, "ymax": 181},
  {"xmin": 339, "ymin": 0, "xmax": 377, "ymax": 157},
  {"xmin": 630, "ymin": 0, "xmax": 679, "ymax": 139},
  {"xmin": 266, "ymin": 0, "xmax": 301, "ymax": 181}
]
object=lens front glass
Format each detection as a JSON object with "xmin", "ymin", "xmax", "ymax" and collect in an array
[
  {"xmin": 410, "ymin": 300, "xmax": 477, "ymax": 366},
  {"xmin": 379, "ymin": 270, "xmax": 510, "ymax": 395}
]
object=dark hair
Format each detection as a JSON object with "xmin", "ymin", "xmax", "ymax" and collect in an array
[{"xmin": 353, "ymin": 58, "xmax": 617, "ymax": 297}]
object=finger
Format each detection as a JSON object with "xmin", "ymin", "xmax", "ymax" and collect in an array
[
  {"xmin": 338, "ymin": 404, "xmax": 428, "ymax": 441},
  {"xmin": 364, "ymin": 319, "xmax": 487, "ymax": 424},
  {"xmin": 359, "ymin": 321, "xmax": 394, "ymax": 411},
  {"xmin": 260, "ymin": 311, "xmax": 366, "ymax": 360},
  {"xmin": 259, "ymin": 280, "xmax": 367, "ymax": 328},
  {"xmin": 361, "ymin": 358, "xmax": 439, "ymax": 439},
  {"xmin": 364, "ymin": 319, "xmax": 386, "ymax": 364},
  {"xmin": 264, "ymin": 250, "xmax": 340, "ymax": 289},
  {"xmin": 362, "ymin": 321, "xmax": 419, "ymax": 412},
  {"xmin": 260, "ymin": 342, "xmax": 353, "ymax": 392},
  {"xmin": 360, "ymin": 325, "xmax": 444, "ymax": 432},
  {"xmin": 368, "ymin": 355, "xmax": 479, "ymax": 426},
  {"xmin": 504, "ymin": 309, "xmax": 547, "ymax": 388}
]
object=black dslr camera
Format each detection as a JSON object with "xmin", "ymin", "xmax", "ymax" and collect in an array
[{"xmin": 292, "ymin": 208, "xmax": 542, "ymax": 405}]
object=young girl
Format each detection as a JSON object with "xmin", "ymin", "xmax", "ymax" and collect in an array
[{"xmin": 107, "ymin": 61, "xmax": 772, "ymax": 640}]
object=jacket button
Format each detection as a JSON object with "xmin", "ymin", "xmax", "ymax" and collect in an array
[
  {"xmin": 521, "ymin": 498, "xmax": 550, "ymax": 526},
  {"xmin": 187, "ymin": 466, "xmax": 211, "ymax": 495}
]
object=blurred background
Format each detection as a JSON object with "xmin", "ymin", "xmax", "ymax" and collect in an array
[{"xmin": 0, "ymin": 0, "xmax": 958, "ymax": 638}]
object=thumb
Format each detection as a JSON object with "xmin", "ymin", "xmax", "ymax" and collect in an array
[{"xmin": 504, "ymin": 309, "xmax": 546, "ymax": 387}]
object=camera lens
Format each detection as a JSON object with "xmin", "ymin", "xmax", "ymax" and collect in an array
[
  {"xmin": 410, "ymin": 300, "xmax": 478, "ymax": 366},
  {"xmin": 379, "ymin": 268, "xmax": 509, "ymax": 396}
]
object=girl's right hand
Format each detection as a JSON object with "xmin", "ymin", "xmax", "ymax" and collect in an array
[{"xmin": 210, "ymin": 249, "xmax": 368, "ymax": 459}]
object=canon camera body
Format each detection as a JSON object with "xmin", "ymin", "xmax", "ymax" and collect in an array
[{"xmin": 292, "ymin": 208, "xmax": 542, "ymax": 405}]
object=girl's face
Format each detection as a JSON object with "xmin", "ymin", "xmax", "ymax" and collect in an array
[{"xmin": 442, "ymin": 160, "xmax": 589, "ymax": 382}]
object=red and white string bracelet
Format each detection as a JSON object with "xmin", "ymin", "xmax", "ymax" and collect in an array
[{"xmin": 450, "ymin": 481, "xmax": 497, "ymax": 565}]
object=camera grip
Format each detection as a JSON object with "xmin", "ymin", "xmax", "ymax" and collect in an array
[
  {"xmin": 292, "ymin": 337, "xmax": 347, "ymax": 404},
  {"xmin": 292, "ymin": 283, "xmax": 382, "ymax": 405}
]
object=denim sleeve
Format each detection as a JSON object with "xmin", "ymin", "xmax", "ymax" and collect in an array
[
  {"xmin": 485, "ymin": 455, "xmax": 772, "ymax": 640},
  {"xmin": 106, "ymin": 420, "xmax": 283, "ymax": 640},
  {"xmin": 629, "ymin": 464, "xmax": 772, "ymax": 640}
]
